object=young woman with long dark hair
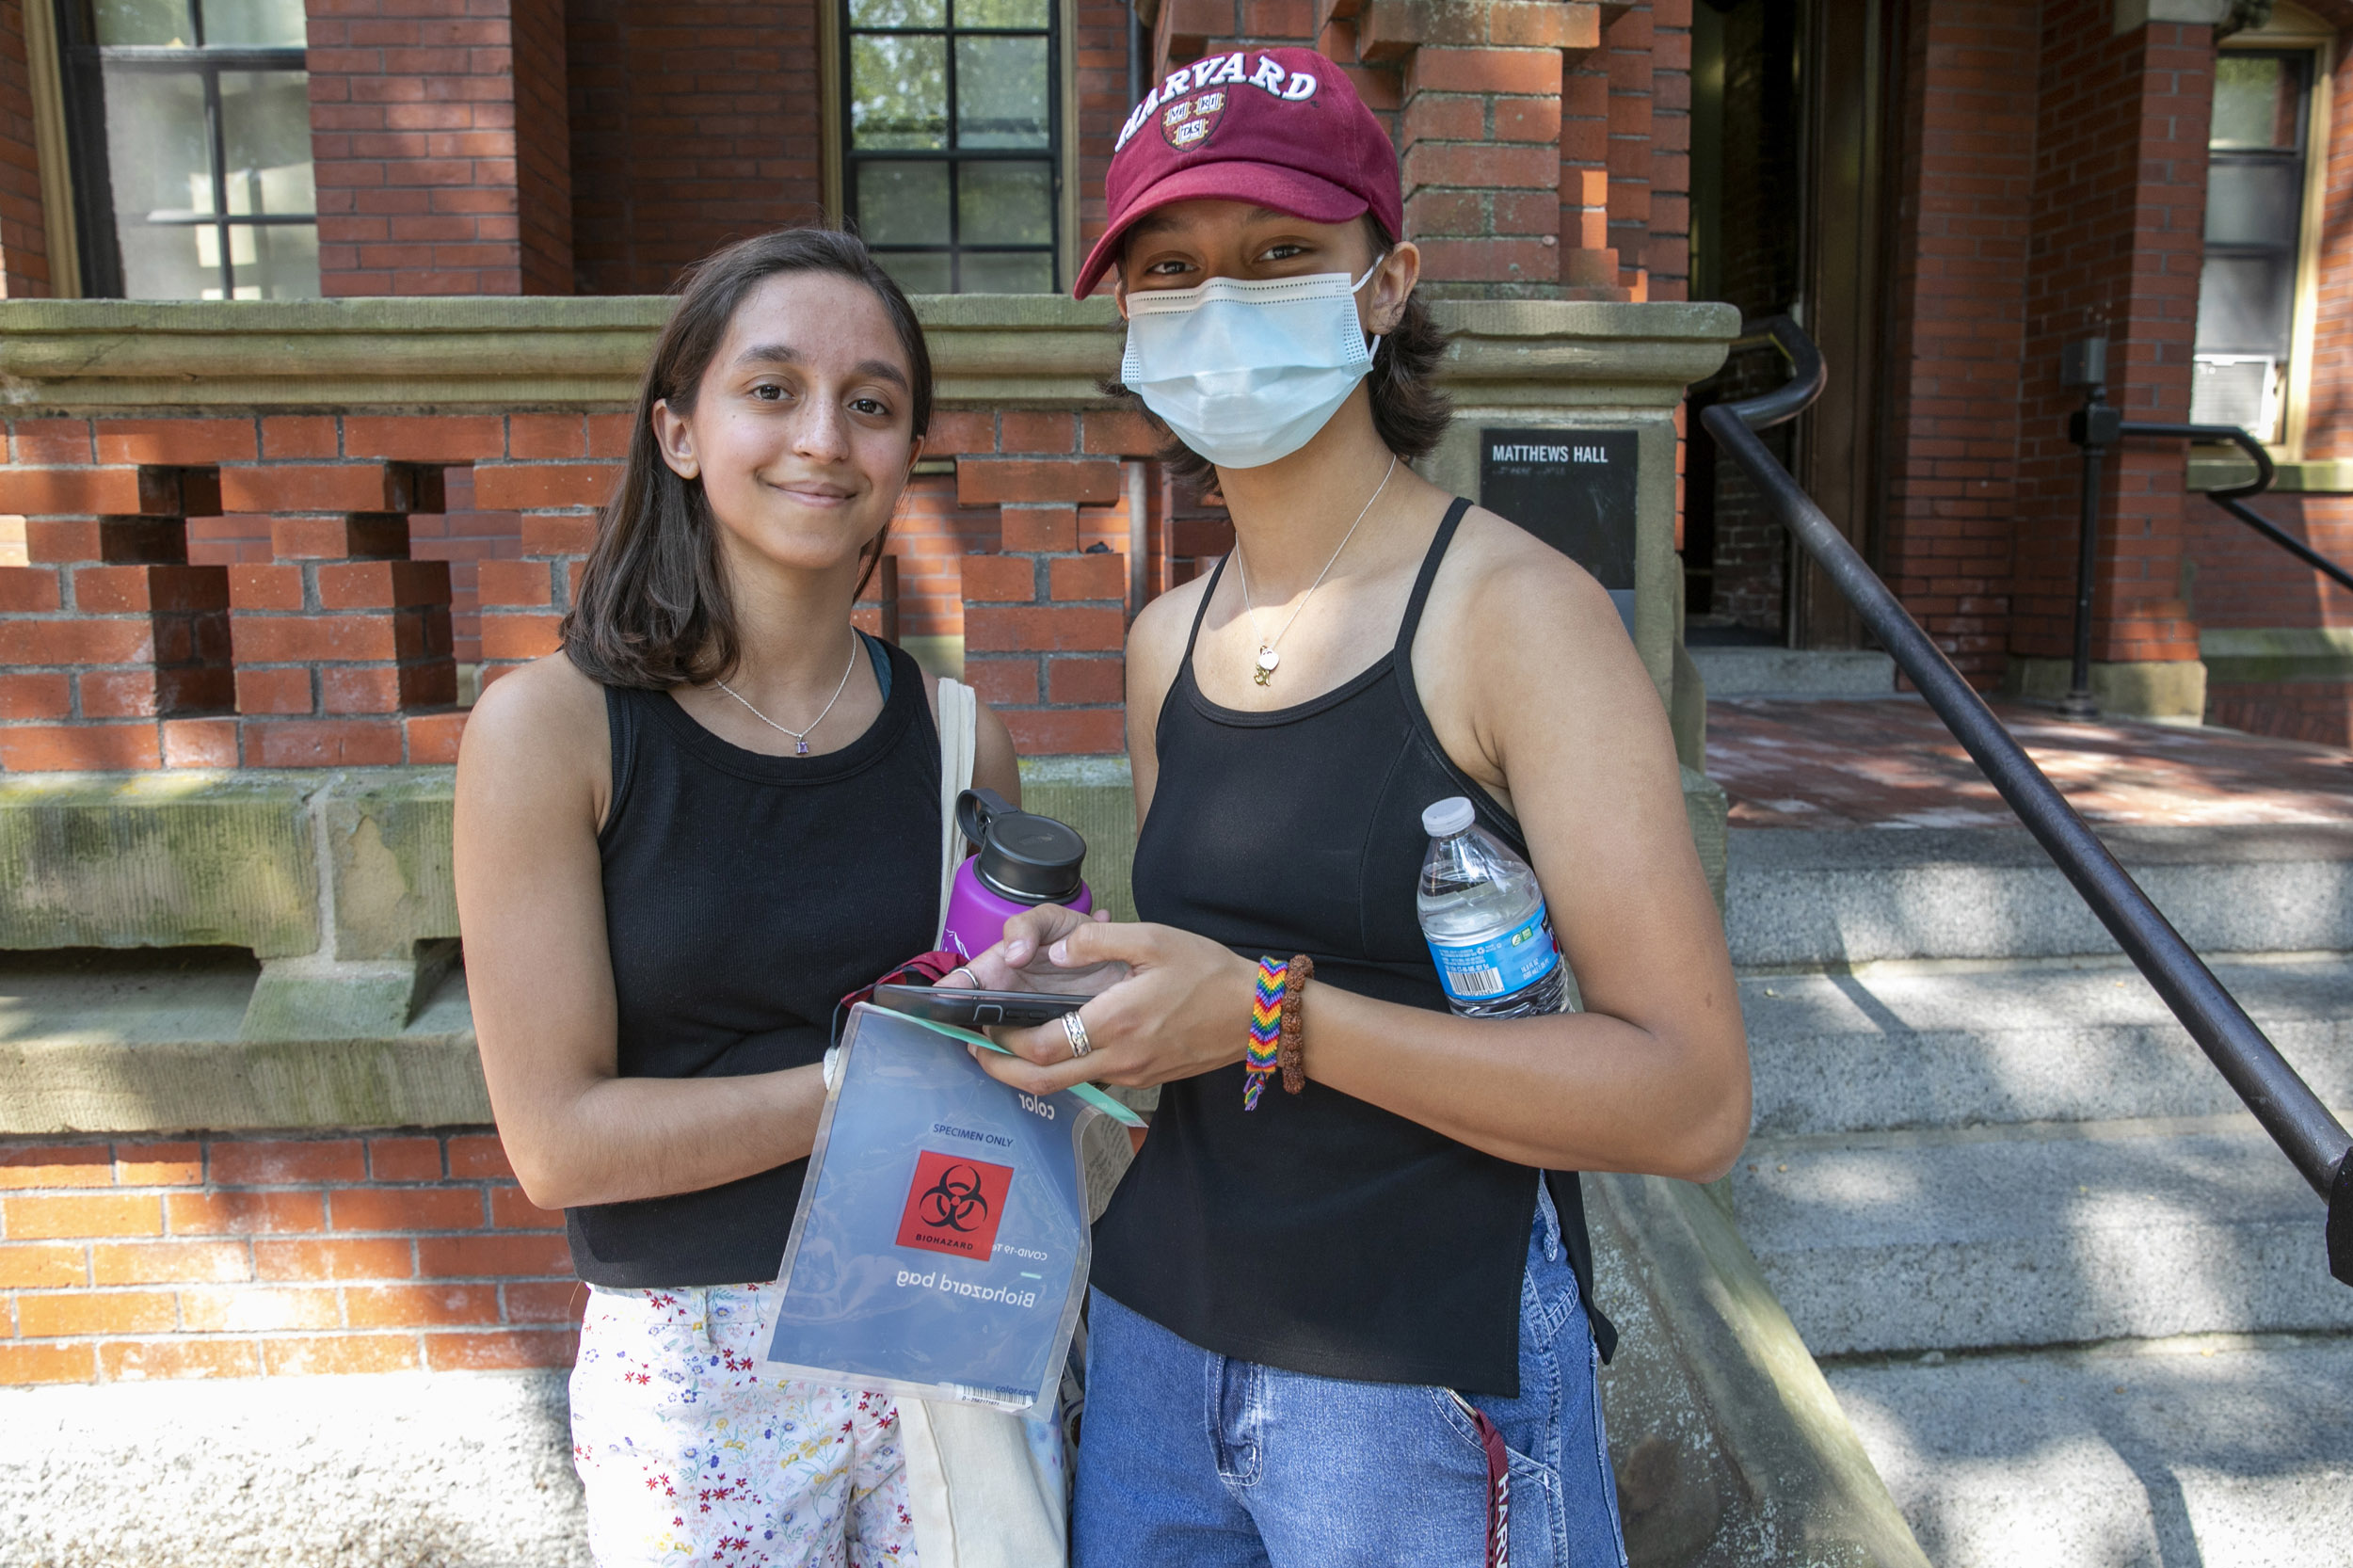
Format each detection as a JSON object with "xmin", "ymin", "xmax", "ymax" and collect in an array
[
  {"xmin": 455, "ymin": 228, "xmax": 1016, "ymax": 1567},
  {"xmin": 965, "ymin": 49, "xmax": 1751, "ymax": 1568}
]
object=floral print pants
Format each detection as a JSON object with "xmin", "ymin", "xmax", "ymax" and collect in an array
[{"xmin": 570, "ymin": 1280, "xmax": 918, "ymax": 1568}]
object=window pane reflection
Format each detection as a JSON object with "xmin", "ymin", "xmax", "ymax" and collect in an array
[
  {"xmin": 958, "ymin": 162, "xmax": 1050, "ymax": 245},
  {"xmin": 92, "ymin": 0, "xmax": 193, "ymax": 47},
  {"xmin": 2204, "ymin": 161, "xmax": 2300, "ymax": 249},
  {"xmin": 876, "ymin": 251, "xmax": 952, "ymax": 295},
  {"xmin": 954, "ymin": 36, "xmax": 1048, "ymax": 148},
  {"xmin": 852, "ymin": 34, "xmax": 947, "ymax": 149},
  {"xmin": 231, "ymin": 222, "xmax": 320, "ymax": 299},
  {"xmin": 2197, "ymin": 254, "xmax": 2296, "ymax": 359},
  {"xmin": 101, "ymin": 65, "xmax": 213, "ymax": 217},
  {"xmin": 858, "ymin": 162, "xmax": 951, "ymax": 248},
  {"xmin": 959, "ymin": 252, "xmax": 1051, "ymax": 294},
  {"xmin": 848, "ymin": 0, "xmax": 944, "ymax": 25},
  {"xmin": 203, "ymin": 0, "xmax": 308, "ymax": 46},
  {"xmin": 2212, "ymin": 56, "xmax": 2299, "ymax": 151},
  {"xmin": 958, "ymin": 0, "xmax": 1048, "ymax": 27}
]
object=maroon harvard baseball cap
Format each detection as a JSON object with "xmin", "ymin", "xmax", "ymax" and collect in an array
[{"xmin": 1072, "ymin": 47, "xmax": 1403, "ymax": 299}]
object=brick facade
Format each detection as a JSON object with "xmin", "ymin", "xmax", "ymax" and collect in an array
[
  {"xmin": 12, "ymin": 1, "xmax": 2353, "ymax": 750},
  {"xmin": 0, "ymin": 0, "xmax": 49, "ymax": 298},
  {"xmin": 2011, "ymin": 6, "xmax": 2207, "ymax": 669},
  {"xmin": 309, "ymin": 0, "xmax": 575, "ymax": 296},
  {"xmin": 0, "ymin": 1131, "xmax": 577, "ymax": 1385},
  {"xmin": 562, "ymin": 0, "xmax": 824, "ymax": 296}
]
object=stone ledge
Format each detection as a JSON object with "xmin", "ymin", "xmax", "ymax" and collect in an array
[
  {"xmin": 0, "ymin": 949, "xmax": 484, "ymax": 1135},
  {"xmin": 0, "ymin": 760, "xmax": 1731, "ymax": 1132},
  {"xmin": 2202, "ymin": 626, "xmax": 2353, "ymax": 685},
  {"xmin": 2186, "ymin": 455, "xmax": 2353, "ymax": 495},
  {"xmin": 0, "ymin": 296, "xmax": 1737, "ymax": 412}
]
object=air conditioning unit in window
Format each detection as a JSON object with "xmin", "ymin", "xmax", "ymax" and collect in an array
[{"xmin": 2190, "ymin": 355, "xmax": 2279, "ymax": 440}]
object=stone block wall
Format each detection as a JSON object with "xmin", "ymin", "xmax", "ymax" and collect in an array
[{"xmin": 0, "ymin": 1130, "xmax": 577, "ymax": 1386}]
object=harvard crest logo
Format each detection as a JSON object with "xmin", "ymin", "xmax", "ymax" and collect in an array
[{"xmin": 1160, "ymin": 89, "xmax": 1226, "ymax": 150}]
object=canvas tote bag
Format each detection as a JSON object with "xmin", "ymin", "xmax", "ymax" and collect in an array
[{"xmin": 893, "ymin": 675, "xmax": 1071, "ymax": 1568}]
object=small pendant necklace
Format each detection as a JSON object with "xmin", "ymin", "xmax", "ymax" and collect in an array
[
  {"xmin": 711, "ymin": 633, "xmax": 862, "ymax": 755},
  {"xmin": 1235, "ymin": 455, "xmax": 1398, "ymax": 687}
]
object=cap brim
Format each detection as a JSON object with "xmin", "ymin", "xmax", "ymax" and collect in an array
[{"xmin": 1071, "ymin": 161, "xmax": 1372, "ymax": 298}]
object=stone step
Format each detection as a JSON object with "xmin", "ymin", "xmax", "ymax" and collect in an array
[
  {"xmin": 1725, "ymin": 824, "xmax": 2353, "ymax": 968},
  {"xmin": 1827, "ymin": 1335, "xmax": 2353, "ymax": 1568},
  {"xmin": 1741, "ymin": 957, "xmax": 2353, "ymax": 1138},
  {"xmin": 1690, "ymin": 646, "xmax": 1897, "ymax": 698},
  {"xmin": 1731, "ymin": 1116, "xmax": 2353, "ymax": 1356}
]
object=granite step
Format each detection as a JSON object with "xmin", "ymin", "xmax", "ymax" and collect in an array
[
  {"xmin": 1725, "ymin": 824, "xmax": 2353, "ymax": 968},
  {"xmin": 1732, "ymin": 1115, "xmax": 2352, "ymax": 1358},
  {"xmin": 1826, "ymin": 1334, "xmax": 2353, "ymax": 1568},
  {"xmin": 1740, "ymin": 956, "xmax": 2353, "ymax": 1138}
]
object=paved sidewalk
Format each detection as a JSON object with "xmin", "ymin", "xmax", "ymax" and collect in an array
[{"xmin": 1707, "ymin": 697, "xmax": 2353, "ymax": 829}]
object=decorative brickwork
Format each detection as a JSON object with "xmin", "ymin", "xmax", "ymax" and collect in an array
[
  {"xmin": 954, "ymin": 413, "xmax": 1150, "ymax": 756},
  {"xmin": 0, "ymin": 431, "xmax": 234, "ymax": 771},
  {"xmin": 0, "ymin": 1131, "xmax": 578, "ymax": 1386},
  {"xmin": 307, "ymin": 0, "xmax": 575, "ymax": 296}
]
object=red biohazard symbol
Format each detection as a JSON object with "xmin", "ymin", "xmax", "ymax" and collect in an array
[
  {"xmin": 1160, "ymin": 89, "xmax": 1227, "ymax": 151},
  {"xmin": 896, "ymin": 1148, "xmax": 1013, "ymax": 1261}
]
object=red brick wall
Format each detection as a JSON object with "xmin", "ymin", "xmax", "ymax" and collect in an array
[
  {"xmin": 2011, "ymin": 5, "xmax": 2209, "ymax": 667},
  {"xmin": 1877, "ymin": 0, "xmax": 2040, "ymax": 684},
  {"xmin": 308, "ymin": 0, "xmax": 575, "ymax": 296},
  {"xmin": 0, "ymin": 0, "xmax": 50, "ymax": 298},
  {"xmin": 562, "ymin": 0, "xmax": 825, "ymax": 296},
  {"xmin": 0, "ymin": 1131, "xmax": 577, "ymax": 1386}
]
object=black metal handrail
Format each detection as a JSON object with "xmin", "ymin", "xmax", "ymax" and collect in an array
[
  {"xmin": 2137, "ymin": 421, "xmax": 2353, "ymax": 594},
  {"xmin": 1701, "ymin": 315, "xmax": 2353, "ymax": 1288},
  {"xmin": 2059, "ymin": 363, "xmax": 2353, "ymax": 717}
]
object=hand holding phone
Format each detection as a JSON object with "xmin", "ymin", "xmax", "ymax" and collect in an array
[{"xmin": 871, "ymin": 984, "xmax": 1082, "ymax": 1031}]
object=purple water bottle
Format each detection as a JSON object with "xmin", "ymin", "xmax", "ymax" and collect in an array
[{"xmin": 941, "ymin": 789, "xmax": 1094, "ymax": 958}]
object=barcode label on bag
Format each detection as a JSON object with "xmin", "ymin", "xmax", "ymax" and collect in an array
[
  {"xmin": 1426, "ymin": 907, "xmax": 1560, "ymax": 1005},
  {"xmin": 950, "ymin": 1381, "xmax": 1035, "ymax": 1409}
]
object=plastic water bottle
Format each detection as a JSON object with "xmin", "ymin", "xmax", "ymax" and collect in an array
[{"xmin": 1417, "ymin": 796, "xmax": 1566, "ymax": 1017}]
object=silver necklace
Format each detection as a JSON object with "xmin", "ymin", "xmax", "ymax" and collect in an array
[
  {"xmin": 1234, "ymin": 454, "xmax": 1398, "ymax": 687},
  {"xmin": 711, "ymin": 635, "xmax": 861, "ymax": 756}
]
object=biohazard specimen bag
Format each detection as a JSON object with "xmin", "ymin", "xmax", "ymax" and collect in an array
[{"xmin": 764, "ymin": 1001, "xmax": 1127, "ymax": 1412}]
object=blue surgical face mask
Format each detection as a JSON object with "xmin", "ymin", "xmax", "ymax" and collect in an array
[{"xmin": 1120, "ymin": 259, "xmax": 1385, "ymax": 471}]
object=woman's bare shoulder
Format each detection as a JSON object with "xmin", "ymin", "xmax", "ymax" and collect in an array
[
  {"xmin": 1130, "ymin": 567, "xmax": 1215, "ymax": 658},
  {"xmin": 457, "ymin": 652, "xmax": 615, "ymax": 819}
]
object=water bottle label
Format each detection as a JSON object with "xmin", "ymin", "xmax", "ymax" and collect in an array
[{"xmin": 1426, "ymin": 906, "xmax": 1560, "ymax": 1003}]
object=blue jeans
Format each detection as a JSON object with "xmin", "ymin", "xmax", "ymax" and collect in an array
[{"xmin": 1072, "ymin": 1192, "xmax": 1626, "ymax": 1568}]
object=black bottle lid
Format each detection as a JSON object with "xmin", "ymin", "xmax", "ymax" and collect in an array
[{"xmin": 956, "ymin": 789, "xmax": 1088, "ymax": 904}]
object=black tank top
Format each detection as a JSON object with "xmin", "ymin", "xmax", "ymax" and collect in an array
[
  {"xmin": 567, "ymin": 636, "xmax": 941, "ymax": 1288},
  {"xmin": 1095, "ymin": 500, "xmax": 1610, "ymax": 1394}
]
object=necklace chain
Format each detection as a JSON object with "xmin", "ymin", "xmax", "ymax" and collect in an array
[
  {"xmin": 712, "ymin": 633, "xmax": 862, "ymax": 756},
  {"xmin": 1235, "ymin": 454, "xmax": 1398, "ymax": 686}
]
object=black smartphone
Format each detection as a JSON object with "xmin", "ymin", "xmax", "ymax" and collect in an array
[{"xmin": 872, "ymin": 983, "xmax": 1081, "ymax": 1030}]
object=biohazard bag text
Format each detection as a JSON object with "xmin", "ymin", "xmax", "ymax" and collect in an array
[{"xmin": 763, "ymin": 1002, "xmax": 1098, "ymax": 1411}]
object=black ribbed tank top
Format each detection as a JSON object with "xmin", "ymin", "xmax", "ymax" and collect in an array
[
  {"xmin": 567, "ymin": 636, "xmax": 941, "ymax": 1288},
  {"xmin": 1095, "ymin": 500, "xmax": 1609, "ymax": 1394}
]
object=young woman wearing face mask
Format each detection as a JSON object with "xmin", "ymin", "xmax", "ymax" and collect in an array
[
  {"xmin": 454, "ymin": 229, "xmax": 1018, "ymax": 1568},
  {"xmin": 959, "ymin": 48, "xmax": 1750, "ymax": 1568}
]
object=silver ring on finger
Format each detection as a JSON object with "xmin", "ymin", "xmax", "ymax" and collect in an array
[{"xmin": 1062, "ymin": 1010, "xmax": 1093, "ymax": 1061}]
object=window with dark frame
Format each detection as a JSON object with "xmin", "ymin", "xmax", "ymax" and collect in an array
[
  {"xmin": 54, "ymin": 0, "xmax": 319, "ymax": 300},
  {"xmin": 842, "ymin": 0, "xmax": 1060, "ymax": 295},
  {"xmin": 2193, "ymin": 49, "xmax": 2313, "ymax": 441}
]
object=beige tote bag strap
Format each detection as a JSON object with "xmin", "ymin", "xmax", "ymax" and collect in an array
[{"xmin": 936, "ymin": 677, "xmax": 979, "ymax": 947}]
